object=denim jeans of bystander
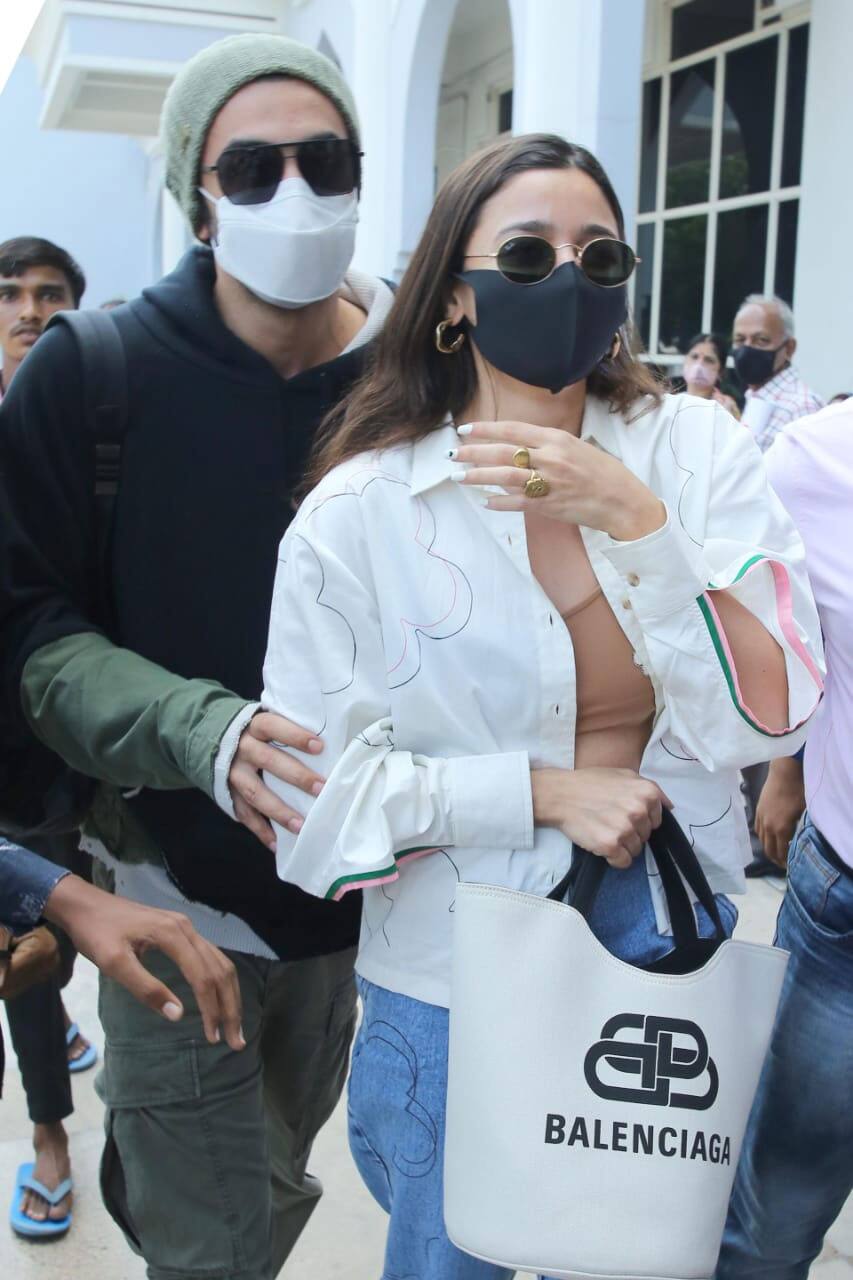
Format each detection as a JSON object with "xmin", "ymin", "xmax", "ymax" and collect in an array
[{"xmin": 718, "ymin": 817, "xmax": 853, "ymax": 1278}]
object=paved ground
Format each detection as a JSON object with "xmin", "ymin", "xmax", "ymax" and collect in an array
[{"xmin": 0, "ymin": 875, "xmax": 849, "ymax": 1278}]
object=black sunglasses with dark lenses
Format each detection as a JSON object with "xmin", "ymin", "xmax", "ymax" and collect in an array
[
  {"xmin": 467, "ymin": 234, "xmax": 639, "ymax": 287},
  {"xmin": 204, "ymin": 138, "xmax": 362, "ymax": 205}
]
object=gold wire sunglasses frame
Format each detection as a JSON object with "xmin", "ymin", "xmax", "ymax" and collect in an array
[{"xmin": 463, "ymin": 234, "xmax": 640, "ymax": 288}]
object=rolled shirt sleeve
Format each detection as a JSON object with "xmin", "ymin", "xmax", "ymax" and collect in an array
[
  {"xmin": 258, "ymin": 494, "xmax": 534, "ymax": 902},
  {"xmin": 601, "ymin": 409, "xmax": 824, "ymax": 770}
]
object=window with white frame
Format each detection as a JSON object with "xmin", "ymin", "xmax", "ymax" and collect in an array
[{"xmin": 635, "ymin": 0, "xmax": 810, "ymax": 364}]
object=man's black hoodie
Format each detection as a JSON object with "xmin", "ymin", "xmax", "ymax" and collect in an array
[{"xmin": 0, "ymin": 246, "xmax": 388, "ymax": 958}]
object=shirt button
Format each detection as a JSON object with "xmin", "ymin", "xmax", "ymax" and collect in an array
[
  {"xmin": 627, "ymin": 572, "xmax": 640, "ymax": 587},
  {"xmin": 621, "ymin": 597, "xmax": 632, "ymax": 610}
]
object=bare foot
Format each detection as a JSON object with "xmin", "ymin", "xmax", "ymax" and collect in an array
[
  {"xmin": 62, "ymin": 1004, "xmax": 91, "ymax": 1065},
  {"xmin": 20, "ymin": 1123, "xmax": 72, "ymax": 1223}
]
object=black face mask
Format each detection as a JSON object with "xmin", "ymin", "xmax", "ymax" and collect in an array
[
  {"xmin": 457, "ymin": 262, "xmax": 628, "ymax": 394},
  {"xmin": 732, "ymin": 342, "xmax": 787, "ymax": 389}
]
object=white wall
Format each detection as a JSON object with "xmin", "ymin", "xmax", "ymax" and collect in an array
[
  {"xmin": 283, "ymin": 0, "xmax": 355, "ymax": 79},
  {"xmin": 794, "ymin": 0, "xmax": 853, "ymax": 396},
  {"xmin": 436, "ymin": 3, "xmax": 513, "ymax": 191},
  {"xmin": 0, "ymin": 56, "xmax": 155, "ymax": 304}
]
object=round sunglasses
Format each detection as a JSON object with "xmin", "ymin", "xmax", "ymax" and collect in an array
[
  {"xmin": 202, "ymin": 137, "xmax": 362, "ymax": 205},
  {"xmin": 464, "ymin": 234, "xmax": 639, "ymax": 288}
]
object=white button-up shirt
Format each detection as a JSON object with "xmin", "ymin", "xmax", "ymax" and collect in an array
[{"xmin": 260, "ymin": 393, "xmax": 824, "ymax": 1007}]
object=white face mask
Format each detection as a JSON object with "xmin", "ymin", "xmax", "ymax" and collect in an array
[{"xmin": 200, "ymin": 176, "xmax": 358, "ymax": 309}]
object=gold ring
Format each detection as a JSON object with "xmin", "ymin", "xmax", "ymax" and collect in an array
[
  {"xmin": 512, "ymin": 447, "xmax": 530, "ymax": 469},
  {"xmin": 524, "ymin": 469, "xmax": 550, "ymax": 498}
]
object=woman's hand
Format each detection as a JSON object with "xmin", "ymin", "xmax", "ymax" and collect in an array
[
  {"xmin": 452, "ymin": 420, "xmax": 665, "ymax": 541},
  {"xmin": 711, "ymin": 389, "xmax": 742, "ymax": 422},
  {"xmin": 532, "ymin": 766, "xmax": 672, "ymax": 869}
]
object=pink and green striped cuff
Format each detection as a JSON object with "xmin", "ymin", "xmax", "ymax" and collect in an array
[{"xmin": 700, "ymin": 555, "xmax": 823, "ymax": 737}]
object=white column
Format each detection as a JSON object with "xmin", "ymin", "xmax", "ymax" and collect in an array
[
  {"xmin": 349, "ymin": 0, "xmax": 394, "ymax": 277},
  {"xmin": 792, "ymin": 0, "xmax": 853, "ymax": 398},
  {"xmin": 512, "ymin": 0, "xmax": 646, "ymax": 239}
]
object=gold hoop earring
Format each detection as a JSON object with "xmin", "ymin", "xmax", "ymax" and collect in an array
[
  {"xmin": 608, "ymin": 332, "xmax": 622, "ymax": 361},
  {"xmin": 436, "ymin": 320, "xmax": 465, "ymax": 355}
]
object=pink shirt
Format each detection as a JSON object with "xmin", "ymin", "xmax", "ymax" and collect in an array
[{"xmin": 765, "ymin": 400, "xmax": 853, "ymax": 866}]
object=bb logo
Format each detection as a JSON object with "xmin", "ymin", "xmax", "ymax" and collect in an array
[{"xmin": 584, "ymin": 1013, "xmax": 718, "ymax": 1111}]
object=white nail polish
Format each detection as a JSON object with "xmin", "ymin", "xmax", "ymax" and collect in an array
[
  {"xmin": 450, "ymin": 466, "xmax": 468, "ymax": 481},
  {"xmin": 456, "ymin": 423, "xmax": 473, "ymax": 436},
  {"xmin": 446, "ymin": 448, "xmax": 458, "ymax": 460}
]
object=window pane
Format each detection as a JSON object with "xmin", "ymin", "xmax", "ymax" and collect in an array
[
  {"xmin": 712, "ymin": 204, "xmax": 769, "ymax": 335},
  {"xmin": 782, "ymin": 25, "xmax": 809, "ymax": 187},
  {"xmin": 634, "ymin": 223, "xmax": 655, "ymax": 350},
  {"xmin": 774, "ymin": 199, "xmax": 799, "ymax": 304},
  {"xmin": 719, "ymin": 37, "xmax": 777, "ymax": 199},
  {"xmin": 671, "ymin": 0, "xmax": 754, "ymax": 61},
  {"xmin": 666, "ymin": 62, "xmax": 715, "ymax": 208},
  {"xmin": 660, "ymin": 215, "xmax": 707, "ymax": 353},
  {"xmin": 639, "ymin": 79, "xmax": 661, "ymax": 213}
]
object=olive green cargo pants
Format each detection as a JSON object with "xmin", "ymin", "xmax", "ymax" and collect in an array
[{"xmin": 96, "ymin": 944, "xmax": 357, "ymax": 1280}]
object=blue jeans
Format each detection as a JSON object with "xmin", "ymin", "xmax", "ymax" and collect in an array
[
  {"xmin": 717, "ymin": 818, "xmax": 853, "ymax": 1278},
  {"xmin": 349, "ymin": 857, "xmax": 735, "ymax": 1280}
]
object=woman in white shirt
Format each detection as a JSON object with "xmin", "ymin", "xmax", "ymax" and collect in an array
[{"xmin": 258, "ymin": 134, "xmax": 823, "ymax": 1278}]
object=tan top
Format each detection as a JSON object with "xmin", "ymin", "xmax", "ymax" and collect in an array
[{"xmin": 562, "ymin": 587, "xmax": 655, "ymax": 771}]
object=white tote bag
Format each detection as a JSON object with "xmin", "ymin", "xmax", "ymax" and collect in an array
[{"xmin": 445, "ymin": 810, "xmax": 788, "ymax": 1280}]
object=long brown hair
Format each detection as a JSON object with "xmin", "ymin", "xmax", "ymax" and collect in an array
[{"xmin": 305, "ymin": 133, "xmax": 662, "ymax": 493}]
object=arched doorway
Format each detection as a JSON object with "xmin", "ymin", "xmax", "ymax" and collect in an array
[{"xmin": 435, "ymin": 0, "xmax": 514, "ymax": 192}]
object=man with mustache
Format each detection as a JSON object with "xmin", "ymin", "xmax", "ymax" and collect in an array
[
  {"xmin": 0, "ymin": 236, "xmax": 97, "ymax": 1235},
  {"xmin": 0, "ymin": 238, "xmax": 84, "ymax": 398}
]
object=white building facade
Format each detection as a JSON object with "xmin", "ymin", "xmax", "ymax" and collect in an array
[{"xmin": 6, "ymin": 0, "xmax": 851, "ymax": 394}]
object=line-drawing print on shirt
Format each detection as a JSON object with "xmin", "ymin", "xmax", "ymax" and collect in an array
[{"xmin": 668, "ymin": 404, "xmax": 704, "ymax": 548}]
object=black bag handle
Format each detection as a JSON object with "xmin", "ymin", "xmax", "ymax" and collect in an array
[
  {"xmin": 651, "ymin": 808, "xmax": 726, "ymax": 937},
  {"xmin": 548, "ymin": 809, "xmax": 726, "ymax": 967}
]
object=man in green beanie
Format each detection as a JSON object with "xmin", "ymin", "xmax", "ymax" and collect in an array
[{"xmin": 0, "ymin": 33, "xmax": 395, "ymax": 1278}]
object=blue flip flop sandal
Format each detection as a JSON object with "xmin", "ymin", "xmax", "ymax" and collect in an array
[
  {"xmin": 10, "ymin": 1161, "xmax": 72, "ymax": 1238},
  {"xmin": 66, "ymin": 1022, "xmax": 98, "ymax": 1074}
]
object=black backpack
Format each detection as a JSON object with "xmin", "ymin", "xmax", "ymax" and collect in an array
[{"xmin": 0, "ymin": 309, "xmax": 128, "ymax": 840}]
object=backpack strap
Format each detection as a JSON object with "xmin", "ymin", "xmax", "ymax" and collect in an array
[
  {"xmin": 46, "ymin": 309, "xmax": 129, "ymax": 495},
  {"xmin": 45, "ymin": 309, "xmax": 129, "ymax": 626}
]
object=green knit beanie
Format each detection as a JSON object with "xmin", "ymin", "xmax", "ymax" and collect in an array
[{"xmin": 161, "ymin": 33, "xmax": 361, "ymax": 235}]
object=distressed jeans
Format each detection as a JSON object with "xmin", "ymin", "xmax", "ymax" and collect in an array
[{"xmin": 717, "ymin": 817, "xmax": 853, "ymax": 1278}]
